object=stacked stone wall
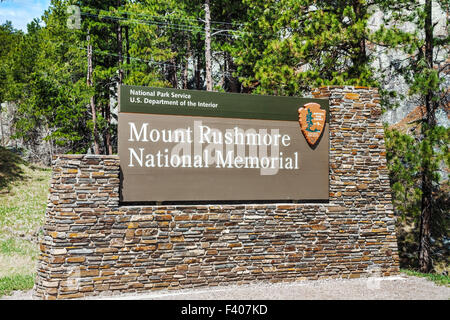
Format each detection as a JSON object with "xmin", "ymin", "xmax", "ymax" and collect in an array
[{"xmin": 34, "ymin": 86, "xmax": 399, "ymax": 299}]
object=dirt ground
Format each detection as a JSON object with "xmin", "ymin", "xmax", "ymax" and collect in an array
[{"xmin": 2, "ymin": 274, "xmax": 449, "ymax": 300}]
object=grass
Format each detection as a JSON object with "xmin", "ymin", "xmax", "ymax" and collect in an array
[
  {"xmin": 401, "ymin": 268, "xmax": 450, "ymax": 287},
  {"xmin": 0, "ymin": 238, "xmax": 39, "ymax": 258},
  {"xmin": 0, "ymin": 274, "xmax": 35, "ymax": 297},
  {"xmin": 0, "ymin": 165, "xmax": 50, "ymax": 237},
  {"xmin": 0, "ymin": 147, "xmax": 51, "ymax": 297}
]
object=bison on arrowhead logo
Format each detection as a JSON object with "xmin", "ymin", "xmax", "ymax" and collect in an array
[{"xmin": 298, "ymin": 103, "xmax": 326, "ymax": 147}]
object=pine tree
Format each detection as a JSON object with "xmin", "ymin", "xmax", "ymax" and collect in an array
[
  {"xmin": 306, "ymin": 109, "xmax": 318, "ymax": 132},
  {"xmin": 19, "ymin": 1, "xmax": 91, "ymax": 154},
  {"xmin": 230, "ymin": 0, "xmax": 376, "ymax": 95},
  {"xmin": 375, "ymin": 0, "xmax": 449, "ymax": 272}
]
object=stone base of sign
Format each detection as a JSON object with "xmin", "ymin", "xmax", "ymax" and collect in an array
[{"xmin": 33, "ymin": 86, "xmax": 399, "ymax": 300}]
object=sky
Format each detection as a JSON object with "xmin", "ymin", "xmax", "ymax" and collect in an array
[{"xmin": 0, "ymin": 0, "xmax": 50, "ymax": 32}]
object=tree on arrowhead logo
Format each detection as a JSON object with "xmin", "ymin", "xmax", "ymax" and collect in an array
[{"xmin": 298, "ymin": 103, "xmax": 326, "ymax": 147}]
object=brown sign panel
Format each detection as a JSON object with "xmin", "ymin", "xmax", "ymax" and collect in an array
[{"xmin": 118, "ymin": 86, "xmax": 329, "ymax": 202}]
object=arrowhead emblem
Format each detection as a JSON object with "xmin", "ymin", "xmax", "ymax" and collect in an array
[{"xmin": 298, "ymin": 103, "xmax": 326, "ymax": 147}]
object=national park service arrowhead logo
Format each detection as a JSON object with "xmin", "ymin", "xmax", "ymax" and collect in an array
[{"xmin": 298, "ymin": 103, "xmax": 326, "ymax": 147}]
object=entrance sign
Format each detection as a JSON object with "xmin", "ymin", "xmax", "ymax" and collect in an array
[{"xmin": 118, "ymin": 85, "xmax": 329, "ymax": 202}]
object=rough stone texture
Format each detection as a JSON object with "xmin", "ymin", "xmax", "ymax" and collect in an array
[{"xmin": 33, "ymin": 86, "xmax": 400, "ymax": 300}]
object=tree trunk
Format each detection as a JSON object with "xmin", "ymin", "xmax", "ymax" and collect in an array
[
  {"xmin": 225, "ymin": 51, "xmax": 240, "ymax": 92},
  {"xmin": 183, "ymin": 38, "xmax": 190, "ymax": 89},
  {"xmin": 104, "ymin": 105, "xmax": 112, "ymax": 155},
  {"xmin": 218, "ymin": 51, "xmax": 225, "ymax": 89},
  {"xmin": 195, "ymin": 35, "xmax": 202, "ymax": 90},
  {"xmin": 418, "ymin": 0, "xmax": 436, "ymax": 273},
  {"xmin": 351, "ymin": 1, "xmax": 368, "ymax": 78},
  {"xmin": 419, "ymin": 168, "xmax": 433, "ymax": 272},
  {"xmin": 87, "ymin": 30, "xmax": 100, "ymax": 155},
  {"xmin": 0, "ymin": 107, "xmax": 4, "ymax": 147},
  {"xmin": 117, "ymin": 0, "xmax": 124, "ymax": 85},
  {"xmin": 204, "ymin": 0, "xmax": 213, "ymax": 91},
  {"xmin": 103, "ymin": 0, "xmax": 123, "ymax": 155},
  {"xmin": 169, "ymin": 56, "xmax": 178, "ymax": 88},
  {"xmin": 125, "ymin": 19, "xmax": 130, "ymax": 66}
]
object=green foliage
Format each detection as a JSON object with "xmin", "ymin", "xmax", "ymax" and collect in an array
[
  {"xmin": 0, "ymin": 22, "xmax": 22, "ymax": 105},
  {"xmin": 385, "ymin": 127, "xmax": 422, "ymax": 220},
  {"xmin": 121, "ymin": 0, "xmax": 184, "ymax": 88},
  {"xmin": 372, "ymin": 0, "xmax": 449, "ymax": 108},
  {"xmin": 230, "ymin": 0, "xmax": 376, "ymax": 95},
  {"xmin": 0, "ymin": 274, "xmax": 35, "ymax": 297},
  {"xmin": 385, "ymin": 125, "xmax": 449, "ymax": 269},
  {"xmin": 375, "ymin": 0, "xmax": 449, "ymax": 272},
  {"xmin": 0, "ymin": 1, "xmax": 93, "ymax": 152}
]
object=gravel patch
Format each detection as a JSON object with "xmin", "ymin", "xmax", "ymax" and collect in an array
[{"xmin": 2, "ymin": 274, "xmax": 449, "ymax": 300}]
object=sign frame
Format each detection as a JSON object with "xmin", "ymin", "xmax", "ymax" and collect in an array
[{"xmin": 118, "ymin": 85, "xmax": 330, "ymax": 203}]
